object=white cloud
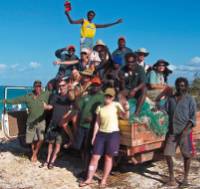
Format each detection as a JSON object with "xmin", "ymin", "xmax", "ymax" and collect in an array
[
  {"xmin": 174, "ymin": 65, "xmax": 200, "ymax": 72},
  {"xmin": 190, "ymin": 56, "xmax": 200, "ymax": 65},
  {"xmin": 168, "ymin": 64, "xmax": 177, "ymax": 71},
  {"xmin": 29, "ymin": 61, "xmax": 41, "ymax": 69},
  {"xmin": 10, "ymin": 64, "xmax": 19, "ymax": 69},
  {"xmin": 0, "ymin": 64, "xmax": 7, "ymax": 71}
]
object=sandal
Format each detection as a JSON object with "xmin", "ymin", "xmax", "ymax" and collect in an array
[
  {"xmin": 39, "ymin": 162, "xmax": 48, "ymax": 168},
  {"xmin": 48, "ymin": 162, "xmax": 54, "ymax": 169},
  {"xmin": 79, "ymin": 181, "xmax": 93, "ymax": 187}
]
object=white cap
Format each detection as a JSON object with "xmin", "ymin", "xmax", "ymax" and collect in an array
[{"xmin": 81, "ymin": 48, "xmax": 90, "ymax": 54}]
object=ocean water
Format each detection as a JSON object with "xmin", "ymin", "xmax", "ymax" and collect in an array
[{"xmin": 0, "ymin": 86, "xmax": 32, "ymax": 114}]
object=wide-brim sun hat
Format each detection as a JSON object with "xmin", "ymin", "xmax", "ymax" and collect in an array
[
  {"xmin": 95, "ymin": 39, "xmax": 106, "ymax": 46},
  {"xmin": 153, "ymin": 59, "xmax": 169, "ymax": 67},
  {"xmin": 135, "ymin": 48, "xmax": 149, "ymax": 57}
]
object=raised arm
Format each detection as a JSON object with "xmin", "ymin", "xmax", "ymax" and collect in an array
[
  {"xmin": 65, "ymin": 11, "xmax": 83, "ymax": 24},
  {"xmin": 53, "ymin": 59, "xmax": 79, "ymax": 65},
  {"xmin": 95, "ymin": 18, "xmax": 122, "ymax": 28}
]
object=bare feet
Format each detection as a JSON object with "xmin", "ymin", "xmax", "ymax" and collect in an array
[
  {"xmin": 31, "ymin": 155, "xmax": 38, "ymax": 162},
  {"xmin": 99, "ymin": 182, "xmax": 107, "ymax": 188},
  {"xmin": 165, "ymin": 179, "xmax": 177, "ymax": 186},
  {"xmin": 180, "ymin": 179, "xmax": 189, "ymax": 187}
]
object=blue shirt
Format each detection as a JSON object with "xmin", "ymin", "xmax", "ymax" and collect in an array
[{"xmin": 165, "ymin": 94, "xmax": 196, "ymax": 134}]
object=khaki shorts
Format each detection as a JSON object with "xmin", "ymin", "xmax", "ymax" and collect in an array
[{"xmin": 26, "ymin": 120, "xmax": 46, "ymax": 144}]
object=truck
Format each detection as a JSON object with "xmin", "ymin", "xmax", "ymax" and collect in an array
[{"xmin": 1, "ymin": 86, "xmax": 200, "ymax": 163}]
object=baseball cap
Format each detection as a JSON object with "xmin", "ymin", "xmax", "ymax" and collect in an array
[
  {"xmin": 33, "ymin": 80, "xmax": 42, "ymax": 87},
  {"xmin": 104, "ymin": 88, "xmax": 116, "ymax": 97}
]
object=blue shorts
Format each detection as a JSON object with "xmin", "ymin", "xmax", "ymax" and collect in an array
[{"xmin": 92, "ymin": 131, "xmax": 120, "ymax": 157}]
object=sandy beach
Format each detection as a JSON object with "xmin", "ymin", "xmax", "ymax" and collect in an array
[{"xmin": 0, "ymin": 131, "xmax": 200, "ymax": 189}]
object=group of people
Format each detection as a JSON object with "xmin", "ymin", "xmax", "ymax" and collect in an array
[{"xmin": 3, "ymin": 8, "xmax": 197, "ymax": 188}]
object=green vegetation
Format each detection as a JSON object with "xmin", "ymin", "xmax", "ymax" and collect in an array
[{"xmin": 190, "ymin": 74, "xmax": 200, "ymax": 110}]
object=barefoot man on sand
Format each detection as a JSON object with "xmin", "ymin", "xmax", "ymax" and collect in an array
[
  {"xmin": 164, "ymin": 77, "xmax": 196, "ymax": 187},
  {"xmin": 3, "ymin": 80, "xmax": 50, "ymax": 162}
]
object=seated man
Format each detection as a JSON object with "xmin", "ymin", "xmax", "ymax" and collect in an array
[{"xmin": 119, "ymin": 52, "xmax": 146, "ymax": 116}]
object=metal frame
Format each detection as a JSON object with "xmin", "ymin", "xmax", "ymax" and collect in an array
[{"xmin": 1, "ymin": 86, "xmax": 32, "ymax": 139}]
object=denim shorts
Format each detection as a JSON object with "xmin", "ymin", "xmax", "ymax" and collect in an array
[{"xmin": 92, "ymin": 131, "xmax": 120, "ymax": 157}]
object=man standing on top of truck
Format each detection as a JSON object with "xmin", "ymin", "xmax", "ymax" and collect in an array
[
  {"xmin": 65, "ymin": 10, "xmax": 122, "ymax": 50},
  {"xmin": 4, "ymin": 80, "xmax": 50, "ymax": 162},
  {"xmin": 164, "ymin": 77, "xmax": 196, "ymax": 187}
]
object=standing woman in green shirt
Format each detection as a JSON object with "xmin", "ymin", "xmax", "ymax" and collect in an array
[{"xmin": 80, "ymin": 88, "xmax": 129, "ymax": 188}]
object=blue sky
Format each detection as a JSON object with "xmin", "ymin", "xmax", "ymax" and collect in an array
[{"xmin": 0, "ymin": 0, "xmax": 200, "ymax": 86}]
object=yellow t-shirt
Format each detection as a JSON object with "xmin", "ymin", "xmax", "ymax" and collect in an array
[
  {"xmin": 96, "ymin": 102, "xmax": 124, "ymax": 133},
  {"xmin": 81, "ymin": 19, "xmax": 96, "ymax": 38}
]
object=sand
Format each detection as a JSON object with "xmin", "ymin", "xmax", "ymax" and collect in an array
[{"xmin": 0, "ymin": 131, "xmax": 200, "ymax": 189}]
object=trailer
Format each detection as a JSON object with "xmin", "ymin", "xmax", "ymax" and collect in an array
[
  {"xmin": 119, "ymin": 113, "xmax": 200, "ymax": 164},
  {"xmin": 1, "ymin": 86, "xmax": 200, "ymax": 164}
]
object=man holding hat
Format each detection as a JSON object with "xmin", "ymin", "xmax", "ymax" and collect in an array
[
  {"xmin": 54, "ymin": 45, "xmax": 79, "ymax": 77},
  {"xmin": 4, "ymin": 80, "xmax": 50, "ymax": 162},
  {"xmin": 112, "ymin": 37, "xmax": 132, "ymax": 68}
]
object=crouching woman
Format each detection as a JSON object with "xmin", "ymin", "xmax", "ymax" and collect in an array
[{"xmin": 79, "ymin": 88, "xmax": 129, "ymax": 187}]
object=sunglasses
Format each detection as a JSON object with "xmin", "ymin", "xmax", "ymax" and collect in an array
[
  {"xmin": 158, "ymin": 64, "xmax": 166, "ymax": 67},
  {"xmin": 59, "ymin": 84, "xmax": 66, "ymax": 88},
  {"xmin": 34, "ymin": 85, "xmax": 41, "ymax": 88}
]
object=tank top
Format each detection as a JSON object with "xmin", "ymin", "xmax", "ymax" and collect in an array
[{"xmin": 81, "ymin": 19, "xmax": 96, "ymax": 38}]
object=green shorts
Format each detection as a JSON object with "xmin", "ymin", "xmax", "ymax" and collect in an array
[
  {"xmin": 48, "ymin": 130, "xmax": 67, "ymax": 145},
  {"xmin": 26, "ymin": 120, "xmax": 46, "ymax": 144}
]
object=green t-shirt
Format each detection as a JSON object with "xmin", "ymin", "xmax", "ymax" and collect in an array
[
  {"xmin": 6, "ymin": 91, "xmax": 50, "ymax": 124},
  {"xmin": 121, "ymin": 64, "xmax": 146, "ymax": 90},
  {"xmin": 78, "ymin": 92, "xmax": 104, "ymax": 129}
]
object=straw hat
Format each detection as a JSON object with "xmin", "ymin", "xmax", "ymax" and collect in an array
[
  {"xmin": 95, "ymin": 39, "xmax": 106, "ymax": 46},
  {"xmin": 80, "ymin": 68, "xmax": 94, "ymax": 76},
  {"xmin": 135, "ymin": 48, "xmax": 149, "ymax": 57}
]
